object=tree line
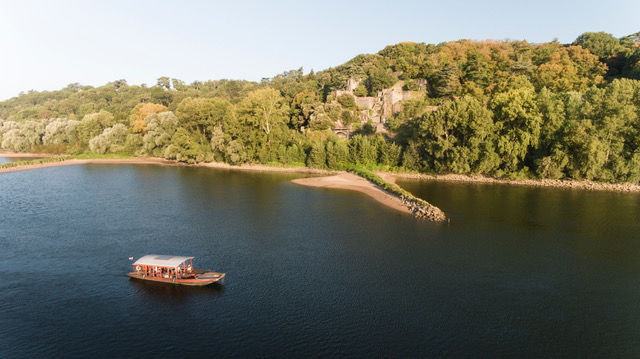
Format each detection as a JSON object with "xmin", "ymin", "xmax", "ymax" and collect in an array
[{"xmin": 1, "ymin": 31, "xmax": 639, "ymax": 183}]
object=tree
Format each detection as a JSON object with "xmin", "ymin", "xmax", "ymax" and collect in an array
[
  {"xmin": 366, "ymin": 67, "xmax": 397, "ymax": 95},
  {"xmin": 89, "ymin": 124, "xmax": 128, "ymax": 154},
  {"xmin": 413, "ymin": 96, "xmax": 498, "ymax": 174},
  {"xmin": 171, "ymin": 78, "xmax": 186, "ymax": 91},
  {"xmin": 489, "ymin": 77, "xmax": 542, "ymax": 173},
  {"xmin": 575, "ymin": 79, "xmax": 639, "ymax": 181},
  {"xmin": 43, "ymin": 119, "xmax": 80, "ymax": 146},
  {"xmin": 142, "ymin": 111, "xmax": 179, "ymax": 156},
  {"xmin": 307, "ymin": 141, "xmax": 326, "ymax": 168},
  {"xmin": 348, "ymin": 135, "xmax": 377, "ymax": 166},
  {"xmin": 402, "ymin": 142, "xmax": 422, "ymax": 171},
  {"xmin": 325, "ymin": 136, "xmax": 350, "ymax": 169},
  {"xmin": 157, "ymin": 77, "xmax": 171, "ymax": 90},
  {"xmin": 238, "ymin": 88, "xmax": 288, "ymax": 140},
  {"xmin": 78, "ymin": 110, "xmax": 116, "ymax": 146},
  {"xmin": 129, "ymin": 103, "xmax": 167, "ymax": 134},
  {"xmin": 225, "ymin": 140, "xmax": 248, "ymax": 164},
  {"xmin": 163, "ymin": 127, "xmax": 202, "ymax": 163},
  {"xmin": 337, "ymin": 94, "xmax": 356, "ymax": 109},
  {"xmin": 175, "ymin": 97, "xmax": 234, "ymax": 142},
  {"xmin": 289, "ymin": 89, "xmax": 317, "ymax": 130},
  {"xmin": 573, "ymin": 32, "xmax": 623, "ymax": 59},
  {"xmin": 432, "ymin": 64, "xmax": 461, "ymax": 97}
]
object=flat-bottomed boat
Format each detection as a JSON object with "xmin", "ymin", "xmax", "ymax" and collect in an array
[{"xmin": 128, "ymin": 254, "xmax": 225, "ymax": 286}]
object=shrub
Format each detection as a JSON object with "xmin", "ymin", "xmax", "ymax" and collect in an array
[
  {"xmin": 89, "ymin": 124, "xmax": 128, "ymax": 154},
  {"xmin": 337, "ymin": 94, "xmax": 356, "ymax": 109}
]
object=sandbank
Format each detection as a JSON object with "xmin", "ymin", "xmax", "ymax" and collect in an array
[{"xmin": 291, "ymin": 173, "xmax": 411, "ymax": 215}]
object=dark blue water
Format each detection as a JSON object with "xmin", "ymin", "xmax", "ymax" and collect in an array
[{"xmin": 1, "ymin": 164, "xmax": 639, "ymax": 358}]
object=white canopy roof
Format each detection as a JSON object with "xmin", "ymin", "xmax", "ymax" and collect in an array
[{"xmin": 133, "ymin": 254, "xmax": 194, "ymax": 268}]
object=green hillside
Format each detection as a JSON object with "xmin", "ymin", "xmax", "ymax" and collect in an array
[{"xmin": 1, "ymin": 31, "xmax": 640, "ymax": 183}]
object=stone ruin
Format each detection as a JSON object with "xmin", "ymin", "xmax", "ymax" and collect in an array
[{"xmin": 334, "ymin": 78, "xmax": 427, "ymax": 132}]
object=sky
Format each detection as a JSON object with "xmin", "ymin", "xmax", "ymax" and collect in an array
[{"xmin": 0, "ymin": 0, "xmax": 638, "ymax": 100}]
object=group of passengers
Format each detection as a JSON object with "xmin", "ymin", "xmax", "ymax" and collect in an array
[{"xmin": 136, "ymin": 264, "xmax": 193, "ymax": 279}]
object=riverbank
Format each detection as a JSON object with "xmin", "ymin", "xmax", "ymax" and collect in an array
[
  {"xmin": 379, "ymin": 172, "xmax": 640, "ymax": 193},
  {"xmin": 0, "ymin": 153, "xmax": 334, "ymax": 176},
  {"xmin": 0, "ymin": 151, "xmax": 58, "ymax": 158},
  {"xmin": 0, "ymin": 157, "xmax": 174, "ymax": 174},
  {"xmin": 199, "ymin": 161, "xmax": 332, "ymax": 175},
  {"xmin": 3, "ymin": 153, "xmax": 639, "ymax": 193}
]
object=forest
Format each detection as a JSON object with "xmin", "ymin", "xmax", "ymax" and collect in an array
[{"xmin": 1, "ymin": 31, "xmax": 640, "ymax": 183}]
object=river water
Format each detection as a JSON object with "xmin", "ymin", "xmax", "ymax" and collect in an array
[{"xmin": 1, "ymin": 162, "xmax": 639, "ymax": 358}]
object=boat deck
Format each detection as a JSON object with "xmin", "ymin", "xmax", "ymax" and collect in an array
[{"xmin": 128, "ymin": 270, "xmax": 225, "ymax": 286}]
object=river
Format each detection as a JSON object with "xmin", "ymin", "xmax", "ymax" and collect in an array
[{"xmin": 1, "ymin": 162, "xmax": 639, "ymax": 357}]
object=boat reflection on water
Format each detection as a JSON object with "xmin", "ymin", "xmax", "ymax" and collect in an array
[{"xmin": 129, "ymin": 278, "xmax": 225, "ymax": 303}]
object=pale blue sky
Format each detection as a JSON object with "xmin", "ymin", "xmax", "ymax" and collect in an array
[{"xmin": 1, "ymin": 0, "xmax": 638, "ymax": 100}]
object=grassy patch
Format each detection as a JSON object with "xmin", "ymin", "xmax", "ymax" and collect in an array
[
  {"xmin": 346, "ymin": 165, "xmax": 431, "ymax": 207},
  {"xmin": 0, "ymin": 153, "xmax": 135, "ymax": 170},
  {"xmin": 71, "ymin": 153, "xmax": 133, "ymax": 159},
  {"xmin": 0, "ymin": 156, "xmax": 68, "ymax": 169}
]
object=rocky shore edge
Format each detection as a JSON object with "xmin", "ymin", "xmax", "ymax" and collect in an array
[
  {"xmin": 346, "ymin": 167, "xmax": 447, "ymax": 222},
  {"xmin": 383, "ymin": 172, "xmax": 640, "ymax": 193}
]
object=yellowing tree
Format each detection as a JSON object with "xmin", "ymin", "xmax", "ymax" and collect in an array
[{"xmin": 129, "ymin": 103, "xmax": 167, "ymax": 134}]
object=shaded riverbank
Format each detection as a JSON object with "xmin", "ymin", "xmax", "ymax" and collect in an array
[
  {"xmin": 0, "ymin": 157, "xmax": 174, "ymax": 174},
  {"xmin": 0, "ymin": 153, "xmax": 332, "ymax": 175},
  {"xmin": 379, "ymin": 172, "xmax": 640, "ymax": 193}
]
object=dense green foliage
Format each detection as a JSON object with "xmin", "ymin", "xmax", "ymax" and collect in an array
[{"xmin": 2, "ymin": 31, "xmax": 640, "ymax": 183}]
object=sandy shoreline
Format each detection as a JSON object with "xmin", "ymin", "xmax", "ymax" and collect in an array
[
  {"xmin": 0, "ymin": 157, "xmax": 175, "ymax": 174},
  {"xmin": 291, "ymin": 173, "xmax": 412, "ymax": 215},
  {"xmin": 0, "ymin": 155, "xmax": 336, "ymax": 177}
]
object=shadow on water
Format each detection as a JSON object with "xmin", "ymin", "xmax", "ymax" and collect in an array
[{"xmin": 128, "ymin": 278, "xmax": 225, "ymax": 303}]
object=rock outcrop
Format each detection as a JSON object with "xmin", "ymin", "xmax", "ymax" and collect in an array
[{"xmin": 401, "ymin": 196, "xmax": 447, "ymax": 222}]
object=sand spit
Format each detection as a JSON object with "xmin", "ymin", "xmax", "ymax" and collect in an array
[{"xmin": 291, "ymin": 173, "xmax": 412, "ymax": 215}]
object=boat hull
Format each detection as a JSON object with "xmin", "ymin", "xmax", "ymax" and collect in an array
[{"xmin": 127, "ymin": 271, "xmax": 225, "ymax": 286}]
